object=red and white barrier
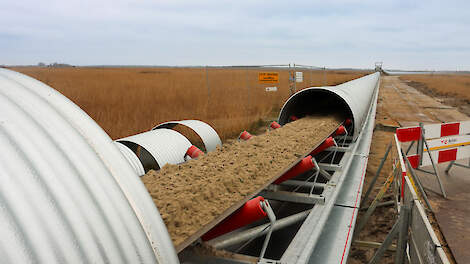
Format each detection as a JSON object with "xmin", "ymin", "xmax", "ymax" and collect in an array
[
  {"xmin": 397, "ymin": 121, "xmax": 470, "ymax": 141},
  {"xmin": 396, "ymin": 126, "xmax": 422, "ymax": 142},
  {"xmin": 396, "ymin": 122, "xmax": 470, "ymax": 168},
  {"xmin": 395, "ymin": 120, "xmax": 470, "ymax": 197},
  {"xmin": 394, "ymin": 134, "xmax": 408, "ymax": 198},
  {"xmin": 407, "ymin": 145, "xmax": 470, "ymax": 168},
  {"xmin": 424, "ymin": 134, "xmax": 470, "ymax": 151},
  {"xmin": 422, "ymin": 121, "xmax": 470, "ymax": 139}
]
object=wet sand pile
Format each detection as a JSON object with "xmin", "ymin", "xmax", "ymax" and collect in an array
[{"xmin": 141, "ymin": 115, "xmax": 341, "ymax": 248}]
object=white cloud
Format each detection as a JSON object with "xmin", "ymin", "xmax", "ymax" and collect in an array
[{"xmin": 1, "ymin": 0, "xmax": 470, "ymax": 70}]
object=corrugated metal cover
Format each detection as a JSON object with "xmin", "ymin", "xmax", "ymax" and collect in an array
[
  {"xmin": 0, "ymin": 69, "xmax": 178, "ymax": 264},
  {"xmin": 118, "ymin": 129, "xmax": 192, "ymax": 168},
  {"xmin": 153, "ymin": 120, "xmax": 221, "ymax": 152},
  {"xmin": 115, "ymin": 141, "xmax": 145, "ymax": 176},
  {"xmin": 279, "ymin": 72, "xmax": 379, "ymax": 140}
]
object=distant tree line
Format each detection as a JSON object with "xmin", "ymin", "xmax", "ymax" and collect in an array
[{"xmin": 38, "ymin": 62, "xmax": 74, "ymax": 68}]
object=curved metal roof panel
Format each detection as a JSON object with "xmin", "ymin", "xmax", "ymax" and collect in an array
[
  {"xmin": 0, "ymin": 68, "xmax": 178, "ymax": 264},
  {"xmin": 118, "ymin": 129, "xmax": 192, "ymax": 168},
  {"xmin": 153, "ymin": 120, "xmax": 221, "ymax": 152}
]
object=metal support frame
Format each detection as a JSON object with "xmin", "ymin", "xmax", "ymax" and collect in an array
[
  {"xmin": 393, "ymin": 169, "xmax": 400, "ymax": 214},
  {"xmin": 259, "ymin": 200, "xmax": 276, "ymax": 260},
  {"xmin": 317, "ymin": 163, "xmax": 341, "ymax": 171},
  {"xmin": 390, "ymin": 130, "xmax": 451, "ymax": 264},
  {"xmin": 337, "ymin": 135, "xmax": 354, "ymax": 141},
  {"xmin": 366, "ymin": 202, "xmax": 410, "ymax": 264},
  {"xmin": 327, "ymin": 146, "xmax": 350, "ymax": 152},
  {"xmin": 280, "ymin": 180, "xmax": 326, "ymax": 190},
  {"xmin": 405, "ymin": 140, "xmax": 415, "ymax": 155},
  {"xmin": 360, "ymin": 200, "xmax": 394, "ymax": 211},
  {"xmin": 363, "ymin": 142, "xmax": 392, "ymax": 204},
  {"xmin": 355, "ymin": 164, "xmax": 397, "ymax": 237},
  {"xmin": 260, "ymin": 190, "xmax": 325, "ymax": 205},
  {"xmin": 395, "ymin": 205, "xmax": 410, "ymax": 264},
  {"xmin": 335, "ymin": 127, "xmax": 350, "ymax": 148},
  {"xmin": 417, "ymin": 123, "xmax": 424, "ymax": 166},
  {"xmin": 293, "ymin": 63, "xmax": 297, "ymax": 93},
  {"xmin": 263, "ymin": 157, "xmax": 326, "ymax": 205},
  {"xmin": 368, "ymin": 220, "xmax": 400, "ymax": 264},
  {"xmin": 353, "ymin": 240, "xmax": 396, "ymax": 252},
  {"xmin": 421, "ymin": 131, "xmax": 447, "ymax": 198},
  {"xmin": 207, "ymin": 210, "xmax": 311, "ymax": 249},
  {"xmin": 318, "ymin": 167, "xmax": 332, "ymax": 180},
  {"xmin": 445, "ymin": 158, "xmax": 470, "ymax": 173},
  {"xmin": 289, "ymin": 64, "xmax": 295, "ymax": 95},
  {"xmin": 357, "ymin": 133, "xmax": 449, "ymax": 264},
  {"xmin": 403, "ymin": 125, "xmax": 447, "ymax": 198},
  {"xmin": 330, "ymin": 138, "xmax": 340, "ymax": 166},
  {"xmin": 403, "ymin": 153, "xmax": 434, "ymax": 212}
]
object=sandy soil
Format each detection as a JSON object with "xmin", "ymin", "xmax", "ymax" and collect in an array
[{"xmin": 141, "ymin": 115, "xmax": 340, "ymax": 247}]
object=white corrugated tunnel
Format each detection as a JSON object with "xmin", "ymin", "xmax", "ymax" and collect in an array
[
  {"xmin": 279, "ymin": 72, "xmax": 380, "ymax": 140},
  {"xmin": 0, "ymin": 68, "xmax": 179, "ymax": 264}
]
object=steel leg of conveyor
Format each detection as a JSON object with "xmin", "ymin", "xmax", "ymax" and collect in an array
[
  {"xmin": 260, "ymin": 190, "xmax": 325, "ymax": 205},
  {"xmin": 206, "ymin": 210, "xmax": 311, "ymax": 249}
]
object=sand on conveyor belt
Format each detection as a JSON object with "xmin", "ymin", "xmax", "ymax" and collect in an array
[{"xmin": 141, "ymin": 115, "xmax": 341, "ymax": 247}]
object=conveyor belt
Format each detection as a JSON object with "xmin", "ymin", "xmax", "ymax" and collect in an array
[{"xmin": 142, "ymin": 116, "xmax": 341, "ymax": 252}]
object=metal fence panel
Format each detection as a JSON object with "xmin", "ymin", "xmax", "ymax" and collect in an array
[
  {"xmin": 400, "ymin": 168, "xmax": 450, "ymax": 264},
  {"xmin": 409, "ymin": 234, "xmax": 425, "ymax": 264},
  {"xmin": 406, "ymin": 185, "xmax": 449, "ymax": 264}
]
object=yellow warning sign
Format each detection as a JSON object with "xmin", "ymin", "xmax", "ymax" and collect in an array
[{"xmin": 258, "ymin": 72, "xmax": 279, "ymax": 83}]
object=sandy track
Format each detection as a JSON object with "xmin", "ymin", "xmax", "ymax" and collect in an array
[{"xmin": 142, "ymin": 115, "xmax": 341, "ymax": 248}]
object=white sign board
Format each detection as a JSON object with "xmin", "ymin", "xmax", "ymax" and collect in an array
[
  {"xmin": 265, "ymin": 86, "xmax": 277, "ymax": 92},
  {"xmin": 296, "ymin": 72, "xmax": 303, "ymax": 82}
]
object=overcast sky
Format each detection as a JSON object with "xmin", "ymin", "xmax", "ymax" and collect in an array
[{"xmin": 1, "ymin": 0, "xmax": 469, "ymax": 70}]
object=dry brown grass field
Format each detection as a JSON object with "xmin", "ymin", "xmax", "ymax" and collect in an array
[
  {"xmin": 11, "ymin": 67, "xmax": 369, "ymax": 140},
  {"xmin": 400, "ymin": 73, "xmax": 470, "ymax": 117},
  {"xmin": 400, "ymin": 73, "xmax": 470, "ymax": 101}
]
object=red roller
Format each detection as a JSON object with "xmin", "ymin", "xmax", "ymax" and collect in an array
[
  {"xmin": 334, "ymin": 125, "xmax": 346, "ymax": 136},
  {"xmin": 309, "ymin": 136, "xmax": 335, "ymax": 156},
  {"xmin": 290, "ymin": 115, "xmax": 299, "ymax": 121},
  {"xmin": 270, "ymin": 121, "xmax": 281, "ymax": 129},
  {"xmin": 344, "ymin": 118, "xmax": 352, "ymax": 126},
  {"xmin": 274, "ymin": 155, "xmax": 315, "ymax": 184},
  {"xmin": 201, "ymin": 196, "xmax": 267, "ymax": 241},
  {"xmin": 185, "ymin": 145, "xmax": 204, "ymax": 159},
  {"xmin": 239, "ymin": 130, "xmax": 253, "ymax": 140}
]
